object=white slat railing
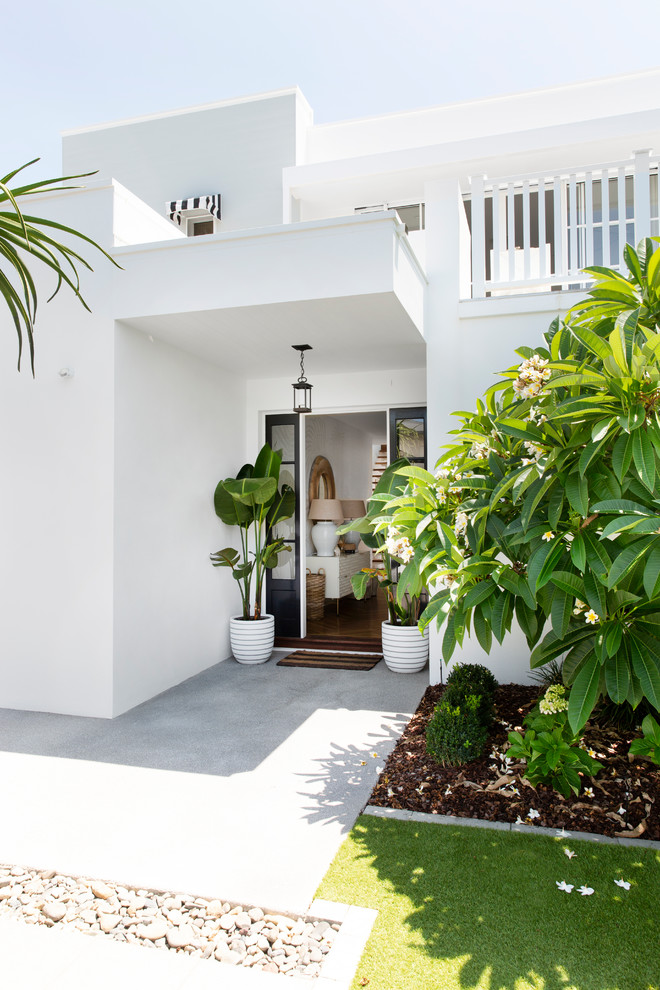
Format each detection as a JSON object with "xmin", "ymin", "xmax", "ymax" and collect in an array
[{"xmin": 468, "ymin": 150, "xmax": 658, "ymax": 299}]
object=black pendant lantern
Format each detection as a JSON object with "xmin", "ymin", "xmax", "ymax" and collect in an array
[{"xmin": 292, "ymin": 344, "xmax": 313, "ymax": 413}]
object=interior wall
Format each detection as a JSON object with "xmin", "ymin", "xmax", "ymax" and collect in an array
[
  {"xmin": 112, "ymin": 324, "xmax": 247, "ymax": 716},
  {"xmin": 305, "ymin": 414, "xmax": 383, "ymax": 553}
]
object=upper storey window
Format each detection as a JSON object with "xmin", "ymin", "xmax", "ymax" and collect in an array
[
  {"xmin": 167, "ymin": 195, "xmax": 221, "ymax": 236},
  {"xmin": 355, "ymin": 202, "xmax": 425, "ymax": 233}
]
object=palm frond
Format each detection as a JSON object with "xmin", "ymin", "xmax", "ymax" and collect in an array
[{"xmin": 0, "ymin": 159, "xmax": 121, "ymax": 375}]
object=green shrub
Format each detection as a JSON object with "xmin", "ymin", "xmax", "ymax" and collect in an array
[
  {"xmin": 506, "ymin": 685, "xmax": 602, "ymax": 798},
  {"xmin": 442, "ymin": 679, "xmax": 494, "ymax": 727},
  {"xmin": 426, "ymin": 695, "xmax": 488, "ymax": 766},
  {"xmin": 629, "ymin": 714, "xmax": 660, "ymax": 765},
  {"xmin": 445, "ymin": 662, "xmax": 498, "ymax": 698}
]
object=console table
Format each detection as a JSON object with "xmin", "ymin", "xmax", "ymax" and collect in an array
[{"xmin": 306, "ymin": 552, "xmax": 371, "ymax": 611}]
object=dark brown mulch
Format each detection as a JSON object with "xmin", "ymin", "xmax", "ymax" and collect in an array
[{"xmin": 370, "ymin": 684, "xmax": 660, "ymax": 840}]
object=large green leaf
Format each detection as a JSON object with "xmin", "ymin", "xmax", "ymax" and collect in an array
[
  {"xmin": 473, "ymin": 605, "xmax": 493, "ymax": 653},
  {"xmin": 520, "ymin": 474, "xmax": 556, "ymax": 531},
  {"xmin": 604, "ymin": 653, "xmax": 630, "ymax": 705},
  {"xmin": 267, "ymin": 484, "xmax": 296, "ymax": 528},
  {"xmin": 612, "ymin": 433, "xmax": 634, "ymax": 482},
  {"xmin": 214, "ymin": 479, "xmax": 253, "ymax": 526},
  {"xmin": 549, "ymin": 569, "xmax": 584, "ymax": 599},
  {"xmin": 224, "ymin": 476, "xmax": 277, "ymax": 508},
  {"xmin": 565, "ymin": 471, "xmax": 589, "ymax": 517},
  {"xmin": 253, "ymin": 443, "xmax": 282, "ymax": 482},
  {"xmin": 635, "ymin": 428, "xmax": 656, "ymax": 490},
  {"xmin": 497, "ymin": 567, "xmax": 536, "ymax": 610},
  {"xmin": 462, "ymin": 577, "xmax": 497, "ymax": 610},
  {"xmin": 570, "ymin": 532, "xmax": 586, "ymax": 571},
  {"xmin": 530, "ymin": 624, "xmax": 595, "ymax": 668},
  {"xmin": 607, "ymin": 538, "xmax": 654, "ymax": 589},
  {"xmin": 551, "ymin": 588, "xmax": 572, "ymax": 639},
  {"xmin": 568, "ymin": 652, "xmax": 601, "ymax": 732},
  {"xmin": 643, "ymin": 548, "xmax": 660, "ymax": 600},
  {"xmin": 630, "ymin": 635, "xmax": 660, "ymax": 709},
  {"xmin": 583, "ymin": 569, "xmax": 607, "ymax": 617}
]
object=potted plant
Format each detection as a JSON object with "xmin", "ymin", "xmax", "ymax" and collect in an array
[
  {"xmin": 339, "ymin": 459, "xmax": 428, "ymax": 673},
  {"xmin": 211, "ymin": 443, "xmax": 295, "ymax": 663}
]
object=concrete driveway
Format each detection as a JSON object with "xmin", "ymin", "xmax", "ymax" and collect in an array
[{"xmin": 0, "ymin": 653, "xmax": 427, "ymax": 914}]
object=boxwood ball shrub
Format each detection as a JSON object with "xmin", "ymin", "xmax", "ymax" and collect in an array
[
  {"xmin": 426, "ymin": 694, "xmax": 489, "ymax": 766},
  {"xmin": 442, "ymin": 680, "xmax": 494, "ymax": 727},
  {"xmin": 445, "ymin": 662, "xmax": 498, "ymax": 698},
  {"xmin": 443, "ymin": 662, "xmax": 498, "ymax": 725}
]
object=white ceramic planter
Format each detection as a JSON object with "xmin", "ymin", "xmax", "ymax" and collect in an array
[
  {"xmin": 229, "ymin": 614, "xmax": 275, "ymax": 664},
  {"xmin": 381, "ymin": 620, "xmax": 429, "ymax": 673}
]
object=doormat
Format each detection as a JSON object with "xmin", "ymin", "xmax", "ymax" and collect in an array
[{"xmin": 277, "ymin": 651, "xmax": 381, "ymax": 671}]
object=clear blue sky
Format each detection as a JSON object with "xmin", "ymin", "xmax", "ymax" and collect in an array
[{"xmin": 5, "ymin": 0, "xmax": 660, "ymax": 180}]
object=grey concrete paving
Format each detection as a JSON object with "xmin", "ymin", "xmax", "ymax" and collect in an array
[{"xmin": 0, "ymin": 653, "xmax": 427, "ymax": 914}]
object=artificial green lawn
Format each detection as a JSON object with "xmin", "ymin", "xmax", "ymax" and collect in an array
[{"xmin": 317, "ymin": 815, "xmax": 660, "ymax": 990}]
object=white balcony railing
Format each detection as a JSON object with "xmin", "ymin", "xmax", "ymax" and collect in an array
[{"xmin": 468, "ymin": 151, "xmax": 659, "ymax": 298}]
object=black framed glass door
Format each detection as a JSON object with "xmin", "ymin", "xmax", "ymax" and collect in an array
[
  {"xmin": 265, "ymin": 414, "xmax": 302, "ymax": 637},
  {"xmin": 389, "ymin": 406, "xmax": 427, "ymax": 467}
]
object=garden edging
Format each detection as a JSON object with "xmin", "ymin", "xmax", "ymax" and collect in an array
[{"xmin": 363, "ymin": 805, "xmax": 660, "ymax": 849}]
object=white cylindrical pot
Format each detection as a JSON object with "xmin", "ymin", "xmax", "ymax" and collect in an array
[
  {"xmin": 381, "ymin": 620, "xmax": 429, "ymax": 673},
  {"xmin": 229, "ymin": 614, "xmax": 275, "ymax": 664}
]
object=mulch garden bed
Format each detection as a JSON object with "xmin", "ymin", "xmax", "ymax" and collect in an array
[{"xmin": 370, "ymin": 683, "xmax": 660, "ymax": 840}]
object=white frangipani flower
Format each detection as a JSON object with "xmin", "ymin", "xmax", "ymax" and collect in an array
[
  {"xmin": 617, "ymin": 806, "xmax": 626, "ymax": 815},
  {"xmin": 564, "ymin": 848, "xmax": 576, "ymax": 859},
  {"xmin": 556, "ymin": 881, "xmax": 574, "ymax": 893},
  {"xmin": 584, "ymin": 786, "xmax": 595, "ymax": 798},
  {"xmin": 578, "ymin": 885, "xmax": 594, "ymax": 896},
  {"xmin": 614, "ymin": 879, "xmax": 631, "ymax": 890},
  {"xmin": 585, "ymin": 610, "xmax": 599, "ymax": 625},
  {"xmin": 556, "ymin": 828, "xmax": 571, "ymax": 838},
  {"xmin": 515, "ymin": 815, "xmax": 525, "ymax": 825},
  {"xmin": 528, "ymin": 808, "xmax": 540, "ymax": 820}
]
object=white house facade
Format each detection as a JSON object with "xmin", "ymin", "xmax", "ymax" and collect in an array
[{"xmin": 2, "ymin": 70, "xmax": 659, "ymax": 717}]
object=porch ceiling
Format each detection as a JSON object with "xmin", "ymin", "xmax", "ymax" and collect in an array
[{"xmin": 119, "ymin": 291, "xmax": 425, "ymax": 378}]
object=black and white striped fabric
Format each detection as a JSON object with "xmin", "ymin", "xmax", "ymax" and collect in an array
[{"xmin": 167, "ymin": 195, "xmax": 221, "ymax": 225}]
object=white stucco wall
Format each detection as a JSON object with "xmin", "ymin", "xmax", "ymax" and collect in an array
[
  {"xmin": 0, "ymin": 278, "xmax": 116, "ymax": 717},
  {"xmin": 112, "ymin": 325, "xmax": 246, "ymax": 716},
  {"xmin": 62, "ymin": 90, "xmax": 306, "ymax": 232}
]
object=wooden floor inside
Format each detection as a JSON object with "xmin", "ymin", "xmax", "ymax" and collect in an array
[{"xmin": 275, "ymin": 594, "xmax": 387, "ymax": 652}]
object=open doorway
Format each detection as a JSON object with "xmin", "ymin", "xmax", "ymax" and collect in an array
[
  {"xmin": 270, "ymin": 406, "xmax": 427, "ymax": 650},
  {"xmin": 303, "ymin": 410, "xmax": 389, "ymax": 644}
]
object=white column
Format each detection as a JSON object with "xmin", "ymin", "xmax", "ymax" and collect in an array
[
  {"xmin": 634, "ymin": 149, "xmax": 652, "ymax": 244},
  {"xmin": 469, "ymin": 174, "xmax": 487, "ymax": 298},
  {"xmin": 424, "ymin": 178, "xmax": 465, "ymax": 684}
]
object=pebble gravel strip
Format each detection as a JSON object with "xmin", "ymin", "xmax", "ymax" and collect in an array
[{"xmin": 0, "ymin": 863, "xmax": 339, "ymax": 978}]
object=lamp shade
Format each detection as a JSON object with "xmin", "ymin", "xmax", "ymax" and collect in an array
[
  {"xmin": 308, "ymin": 498, "xmax": 344, "ymax": 523},
  {"xmin": 341, "ymin": 499, "xmax": 366, "ymax": 519}
]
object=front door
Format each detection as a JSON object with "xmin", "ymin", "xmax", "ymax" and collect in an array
[{"xmin": 265, "ymin": 414, "xmax": 302, "ymax": 637}]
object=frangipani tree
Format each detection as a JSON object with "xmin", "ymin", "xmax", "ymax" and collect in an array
[
  {"xmin": 386, "ymin": 239, "xmax": 660, "ymax": 734},
  {"xmin": 0, "ymin": 159, "xmax": 118, "ymax": 374}
]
